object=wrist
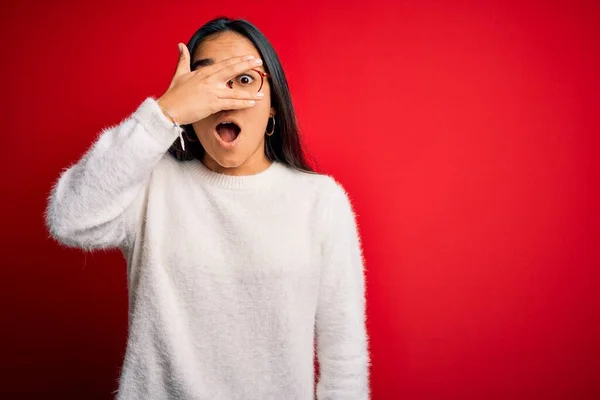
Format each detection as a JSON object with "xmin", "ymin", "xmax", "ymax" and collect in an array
[
  {"xmin": 155, "ymin": 95, "xmax": 187, "ymax": 151},
  {"xmin": 156, "ymin": 97, "xmax": 177, "ymax": 125}
]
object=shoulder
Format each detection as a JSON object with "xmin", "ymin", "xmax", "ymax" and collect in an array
[
  {"xmin": 277, "ymin": 164, "xmax": 347, "ymax": 194},
  {"xmin": 277, "ymin": 166, "xmax": 352, "ymax": 206},
  {"xmin": 304, "ymin": 170, "xmax": 353, "ymax": 209},
  {"xmin": 278, "ymin": 166, "xmax": 357, "ymax": 227},
  {"xmin": 147, "ymin": 152, "xmax": 182, "ymax": 180},
  {"xmin": 303, "ymin": 173, "xmax": 362, "ymax": 250}
]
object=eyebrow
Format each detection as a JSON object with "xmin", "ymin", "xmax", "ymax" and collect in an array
[{"xmin": 191, "ymin": 58, "xmax": 214, "ymax": 70}]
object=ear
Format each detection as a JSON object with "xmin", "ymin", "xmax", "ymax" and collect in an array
[{"xmin": 270, "ymin": 107, "xmax": 277, "ymax": 117}]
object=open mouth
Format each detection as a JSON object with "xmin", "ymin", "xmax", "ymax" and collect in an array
[{"xmin": 215, "ymin": 121, "xmax": 241, "ymax": 143}]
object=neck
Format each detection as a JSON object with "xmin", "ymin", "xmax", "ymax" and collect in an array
[{"xmin": 201, "ymin": 152, "xmax": 272, "ymax": 176}]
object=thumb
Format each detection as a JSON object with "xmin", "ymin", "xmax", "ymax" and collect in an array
[{"xmin": 175, "ymin": 43, "xmax": 191, "ymax": 76}]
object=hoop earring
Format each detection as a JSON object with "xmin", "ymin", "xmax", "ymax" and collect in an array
[{"xmin": 266, "ymin": 116, "xmax": 276, "ymax": 136}]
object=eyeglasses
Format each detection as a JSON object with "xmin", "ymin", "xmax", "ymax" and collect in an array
[{"xmin": 226, "ymin": 68, "xmax": 270, "ymax": 93}]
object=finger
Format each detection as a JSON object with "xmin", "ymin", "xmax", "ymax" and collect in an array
[
  {"xmin": 213, "ymin": 57, "xmax": 263, "ymax": 82},
  {"xmin": 216, "ymin": 98, "xmax": 258, "ymax": 111},
  {"xmin": 216, "ymin": 89, "xmax": 265, "ymax": 101},
  {"xmin": 196, "ymin": 54, "xmax": 257, "ymax": 77},
  {"xmin": 175, "ymin": 43, "xmax": 191, "ymax": 76}
]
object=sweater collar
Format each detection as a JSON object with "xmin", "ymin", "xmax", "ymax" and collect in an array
[{"xmin": 188, "ymin": 159, "xmax": 286, "ymax": 190}]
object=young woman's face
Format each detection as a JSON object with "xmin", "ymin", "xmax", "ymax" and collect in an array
[{"xmin": 190, "ymin": 31, "xmax": 275, "ymax": 171}]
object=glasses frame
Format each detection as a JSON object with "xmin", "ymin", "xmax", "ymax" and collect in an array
[{"xmin": 227, "ymin": 68, "xmax": 271, "ymax": 92}]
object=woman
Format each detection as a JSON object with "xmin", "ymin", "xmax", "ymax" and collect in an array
[{"xmin": 45, "ymin": 17, "xmax": 370, "ymax": 400}]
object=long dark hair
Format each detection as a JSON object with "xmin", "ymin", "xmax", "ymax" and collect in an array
[{"xmin": 168, "ymin": 17, "xmax": 314, "ymax": 173}]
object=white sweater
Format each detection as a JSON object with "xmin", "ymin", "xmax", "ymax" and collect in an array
[{"xmin": 45, "ymin": 97, "xmax": 370, "ymax": 400}]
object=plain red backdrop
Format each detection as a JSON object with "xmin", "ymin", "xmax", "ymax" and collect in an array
[{"xmin": 1, "ymin": 0, "xmax": 598, "ymax": 399}]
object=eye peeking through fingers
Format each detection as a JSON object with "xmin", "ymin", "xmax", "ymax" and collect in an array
[
  {"xmin": 227, "ymin": 73, "xmax": 255, "ymax": 89},
  {"xmin": 226, "ymin": 69, "xmax": 267, "ymax": 92}
]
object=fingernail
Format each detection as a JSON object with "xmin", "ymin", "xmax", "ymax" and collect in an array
[
  {"xmin": 257, "ymin": 92, "xmax": 264, "ymax": 97},
  {"xmin": 254, "ymin": 59, "xmax": 263, "ymax": 65},
  {"xmin": 243, "ymin": 55, "xmax": 255, "ymax": 61},
  {"xmin": 249, "ymin": 100, "xmax": 256, "ymax": 105}
]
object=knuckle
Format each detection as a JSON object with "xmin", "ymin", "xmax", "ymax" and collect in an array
[{"xmin": 198, "ymin": 69, "xmax": 210, "ymax": 79}]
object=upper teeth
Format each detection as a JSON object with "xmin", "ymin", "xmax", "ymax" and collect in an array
[{"xmin": 221, "ymin": 121, "xmax": 234, "ymax": 125}]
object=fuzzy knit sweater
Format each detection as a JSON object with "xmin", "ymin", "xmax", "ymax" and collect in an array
[{"xmin": 45, "ymin": 97, "xmax": 370, "ymax": 400}]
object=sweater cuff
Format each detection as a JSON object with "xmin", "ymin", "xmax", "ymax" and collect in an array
[{"xmin": 132, "ymin": 97, "xmax": 181, "ymax": 148}]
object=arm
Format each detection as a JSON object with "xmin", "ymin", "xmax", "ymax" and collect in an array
[
  {"xmin": 45, "ymin": 45, "xmax": 269, "ymax": 252},
  {"xmin": 44, "ymin": 97, "xmax": 180, "ymax": 251},
  {"xmin": 316, "ymin": 181, "xmax": 371, "ymax": 399}
]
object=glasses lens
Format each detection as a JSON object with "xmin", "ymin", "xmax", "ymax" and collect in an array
[{"xmin": 229, "ymin": 69, "xmax": 263, "ymax": 92}]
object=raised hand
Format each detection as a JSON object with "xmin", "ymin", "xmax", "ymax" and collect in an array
[{"xmin": 157, "ymin": 43, "xmax": 265, "ymax": 126}]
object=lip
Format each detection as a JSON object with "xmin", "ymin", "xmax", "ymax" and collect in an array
[
  {"xmin": 215, "ymin": 115, "xmax": 242, "ymax": 128},
  {"xmin": 213, "ymin": 115, "xmax": 242, "ymax": 149}
]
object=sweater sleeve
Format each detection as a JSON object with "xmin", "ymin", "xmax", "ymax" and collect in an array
[
  {"xmin": 44, "ymin": 97, "xmax": 181, "ymax": 251},
  {"xmin": 315, "ymin": 180, "xmax": 371, "ymax": 400}
]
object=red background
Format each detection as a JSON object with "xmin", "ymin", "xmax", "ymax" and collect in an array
[{"xmin": 1, "ymin": 0, "xmax": 599, "ymax": 399}]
